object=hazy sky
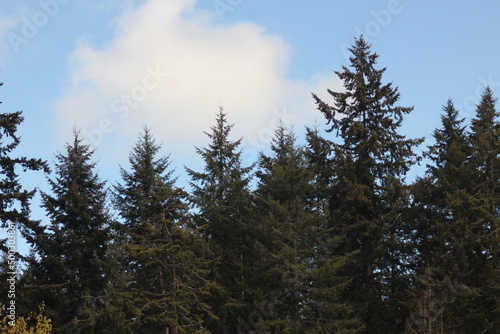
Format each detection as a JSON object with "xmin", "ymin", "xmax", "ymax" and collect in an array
[{"xmin": 1, "ymin": 0, "xmax": 500, "ymax": 233}]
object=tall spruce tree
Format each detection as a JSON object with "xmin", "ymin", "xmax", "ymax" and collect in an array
[
  {"xmin": 413, "ymin": 99, "xmax": 471, "ymax": 266},
  {"xmin": 186, "ymin": 108, "xmax": 252, "ymax": 333},
  {"xmin": 466, "ymin": 87, "xmax": 499, "ymax": 332},
  {"xmin": 0, "ymin": 82, "xmax": 48, "ymax": 230},
  {"xmin": 406, "ymin": 99, "xmax": 473, "ymax": 333},
  {"xmin": 246, "ymin": 124, "xmax": 317, "ymax": 333},
  {"xmin": 113, "ymin": 128, "xmax": 215, "ymax": 333},
  {"xmin": 0, "ymin": 81, "xmax": 48, "ymax": 319},
  {"xmin": 311, "ymin": 36, "xmax": 423, "ymax": 333},
  {"xmin": 408, "ymin": 91, "xmax": 500, "ymax": 333},
  {"xmin": 24, "ymin": 130, "xmax": 112, "ymax": 332},
  {"xmin": 304, "ymin": 125, "xmax": 365, "ymax": 334}
]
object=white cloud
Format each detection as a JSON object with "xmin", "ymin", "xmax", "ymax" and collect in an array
[{"xmin": 54, "ymin": 0, "xmax": 342, "ymax": 168}]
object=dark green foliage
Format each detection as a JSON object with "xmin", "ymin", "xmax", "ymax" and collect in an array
[
  {"xmin": 0, "ymin": 81, "xmax": 49, "ymax": 321},
  {"xmin": 113, "ymin": 128, "xmax": 215, "ymax": 333},
  {"xmin": 2, "ymin": 37, "xmax": 499, "ymax": 333},
  {"xmin": 407, "ymin": 99, "xmax": 473, "ymax": 333},
  {"xmin": 311, "ymin": 36, "xmax": 423, "ymax": 333},
  {"xmin": 186, "ymin": 108, "xmax": 253, "ymax": 334},
  {"xmin": 0, "ymin": 102, "xmax": 48, "ymax": 229},
  {"xmin": 413, "ymin": 99, "xmax": 471, "ymax": 264},
  {"xmin": 24, "ymin": 130, "xmax": 112, "ymax": 332},
  {"xmin": 303, "ymin": 126, "xmax": 364, "ymax": 334},
  {"xmin": 246, "ymin": 124, "xmax": 317, "ymax": 333},
  {"xmin": 408, "ymin": 92, "xmax": 499, "ymax": 333},
  {"xmin": 465, "ymin": 88, "xmax": 499, "ymax": 332},
  {"xmin": 0, "ymin": 82, "xmax": 49, "ymax": 235}
]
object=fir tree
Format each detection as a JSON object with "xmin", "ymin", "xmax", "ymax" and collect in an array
[
  {"xmin": 409, "ymin": 93, "xmax": 499, "ymax": 333},
  {"xmin": 311, "ymin": 36, "xmax": 423, "ymax": 333},
  {"xmin": 466, "ymin": 88, "xmax": 499, "ymax": 332},
  {"xmin": 413, "ymin": 99, "xmax": 471, "ymax": 266},
  {"xmin": 186, "ymin": 108, "xmax": 252, "ymax": 333},
  {"xmin": 407, "ymin": 99, "xmax": 473, "ymax": 333},
  {"xmin": 113, "ymin": 128, "xmax": 215, "ymax": 333},
  {"xmin": 24, "ymin": 130, "xmax": 112, "ymax": 332},
  {"xmin": 0, "ymin": 82, "xmax": 48, "ymax": 230},
  {"xmin": 247, "ymin": 124, "xmax": 316, "ymax": 333},
  {"xmin": 0, "ymin": 80, "xmax": 48, "ymax": 318},
  {"xmin": 304, "ymin": 126, "xmax": 363, "ymax": 334}
]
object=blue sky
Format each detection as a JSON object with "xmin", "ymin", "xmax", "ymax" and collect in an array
[{"xmin": 1, "ymin": 0, "xmax": 500, "ymax": 250}]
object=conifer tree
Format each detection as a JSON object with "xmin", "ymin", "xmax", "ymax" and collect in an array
[
  {"xmin": 407, "ymin": 99, "xmax": 473, "ymax": 333},
  {"xmin": 0, "ymin": 81, "xmax": 48, "ymax": 314},
  {"xmin": 0, "ymin": 82, "xmax": 48, "ymax": 229},
  {"xmin": 186, "ymin": 108, "xmax": 252, "ymax": 333},
  {"xmin": 311, "ymin": 36, "xmax": 423, "ymax": 333},
  {"xmin": 24, "ymin": 130, "xmax": 112, "ymax": 332},
  {"xmin": 113, "ymin": 128, "xmax": 215, "ymax": 333},
  {"xmin": 304, "ymin": 126, "xmax": 364, "ymax": 333},
  {"xmin": 408, "ymin": 92, "xmax": 500, "ymax": 333},
  {"xmin": 247, "ymin": 124, "xmax": 316, "ymax": 333},
  {"xmin": 466, "ymin": 88, "xmax": 499, "ymax": 332},
  {"xmin": 413, "ymin": 99, "xmax": 471, "ymax": 266}
]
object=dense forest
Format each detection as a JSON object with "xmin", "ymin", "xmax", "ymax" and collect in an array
[{"xmin": 1, "ymin": 37, "xmax": 498, "ymax": 333}]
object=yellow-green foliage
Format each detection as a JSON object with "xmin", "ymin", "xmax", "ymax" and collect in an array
[{"xmin": 0, "ymin": 304, "xmax": 52, "ymax": 334}]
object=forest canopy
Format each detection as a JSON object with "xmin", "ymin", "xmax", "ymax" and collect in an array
[{"xmin": 0, "ymin": 37, "xmax": 498, "ymax": 334}]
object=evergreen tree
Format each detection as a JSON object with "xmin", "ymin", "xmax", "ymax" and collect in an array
[
  {"xmin": 0, "ymin": 82, "xmax": 48, "ymax": 230},
  {"xmin": 24, "ymin": 130, "xmax": 112, "ymax": 332},
  {"xmin": 407, "ymin": 99, "xmax": 473, "ymax": 333},
  {"xmin": 304, "ymin": 127, "xmax": 364, "ymax": 334},
  {"xmin": 113, "ymin": 128, "xmax": 215, "ymax": 333},
  {"xmin": 0, "ymin": 80, "xmax": 48, "ymax": 318},
  {"xmin": 247, "ymin": 124, "xmax": 316, "ymax": 333},
  {"xmin": 311, "ymin": 36, "xmax": 423, "ymax": 333},
  {"xmin": 466, "ymin": 88, "xmax": 499, "ymax": 332},
  {"xmin": 408, "ymin": 93, "xmax": 499, "ymax": 333},
  {"xmin": 413, "ymin": 99, "xmax": 471, "ymax": 266},
  {"xmin": 186, "ymin": 108, "xmax": 252, "ymax": 333}
]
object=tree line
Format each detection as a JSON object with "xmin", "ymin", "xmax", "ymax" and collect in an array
[{"xmin": 1, "ymin": 37, "xmax": 498, "ymax": 333}]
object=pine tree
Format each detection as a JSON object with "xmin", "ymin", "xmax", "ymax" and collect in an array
[
  {"xmin": 113, "ymin": 128, "xmax": 215, "ymax": 333},
  {"xmin": 408, "ymin": 92, "xmax": 499, "ymax": 333},
  {"xmin": 186, "ymin": 108, "xmax": 252, "ymax": 333},
  {"xmin": 466, "ymin": 87, "xmax": 499, "ymax": 332},
  {"xmin": 413, "ymin": 99, "xmax": 471, "ymax": 266},
  {"xmin": 311, "ymin": 36, "xmax": 423, "ymax": 333},
  {"xmin": 0, "ymin": 82, "xmax": 48, "ymax": 230},
  {"xmin": 246, "ymin": 124, "xmax": 316, "ymax": 333},
  {"xmin": 24, "ymin": 130, "xmax": 112, "ymax": 332},
  {"xmin": 0, "ymin": 81, "xmax": 48, "ymax": 319},
  {"xmin": 407, "ymin": 99, "xmax": 473, "ymax": 333},
  {"xmin": 304, "ymin": 126, "xmax": 363, "ymax": 333}
]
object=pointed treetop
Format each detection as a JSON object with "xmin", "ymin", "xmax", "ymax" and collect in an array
[
  {"xmin": 269, "ymin": 121, "xmax": 297, "ymax": 158},
  {"xmin": 437, "ymin": 99, "xmax": 467, "ymax": 142},
  {"xmin": 469, "ymin": 87, "xmax": 500, "ymax": 175},
  {"xmin": 313, "ymin": 36, "xmax": 410, "ymax": 137},
  {"xmin": 471, "ymin": 86, "xmax": 499, "ymax": 128},
  {"xmin": 203, "ymin": 106, "xmax": 238, "ymax": 148},
  {"xmin": 128, "ymin": 125, "xmax": 171, "ymax": 174}
]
